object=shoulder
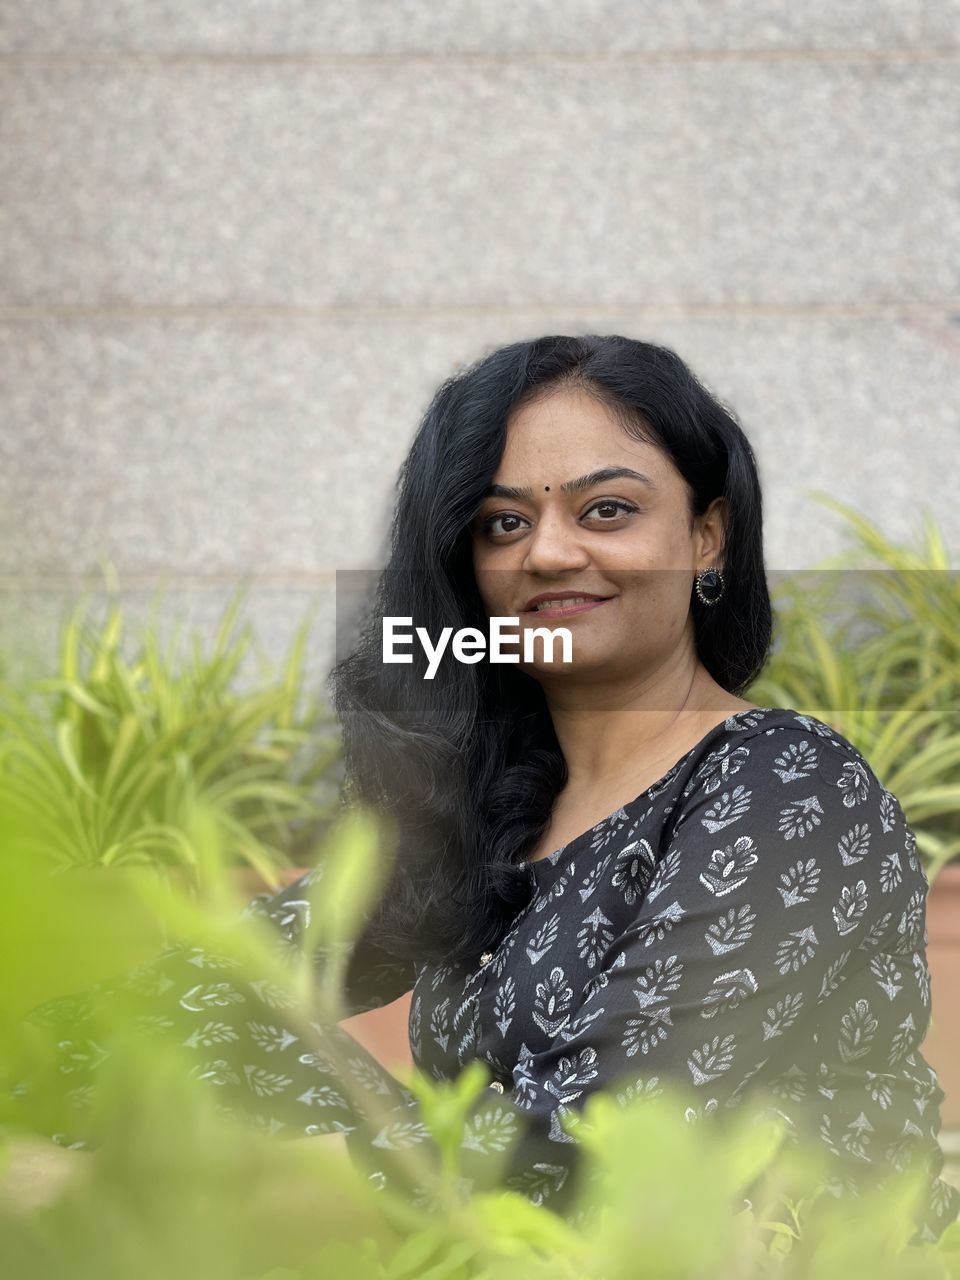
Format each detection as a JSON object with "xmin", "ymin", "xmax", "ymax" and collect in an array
[
  {"xmin": 675, "ymin": 707, "xmax": 907, "ymax": 842},
  {"xmin": 692, "ymin": 708, "xmax": 878, "ymax": 791},
  {"xmin": 666, "ymin": 710, "xmax": 928, "ymax": 952}
]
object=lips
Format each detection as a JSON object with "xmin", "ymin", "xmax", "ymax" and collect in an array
[
  {"xmin": 520, "ymin": 593, "xmax": 615, "ymax": 620},
  {"xmin": 522, "ymin": 592, "xmax": 614, "ymax": 612}
]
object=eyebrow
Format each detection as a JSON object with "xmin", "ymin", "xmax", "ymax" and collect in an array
[{"xmin": 481, "ymin": 466, "xmax": 658, "ymax": 501}]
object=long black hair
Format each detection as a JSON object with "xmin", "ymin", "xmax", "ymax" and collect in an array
[{"xmin": 328, "ymin": 334, "xmax": 772, "ymax": 966}]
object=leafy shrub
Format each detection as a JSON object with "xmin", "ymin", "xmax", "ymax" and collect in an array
[
  {"xmin": 0, "ymin": 584, "xmax": 341, "ymax": 886},
  {"xmin": 745, "ymin": 495, "xmax": 960, "ymax": 881}
]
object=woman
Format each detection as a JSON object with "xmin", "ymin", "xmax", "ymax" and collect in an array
[{"xmin": 19, "ymin": 335, "xmax": 960, "ymax": 1243}]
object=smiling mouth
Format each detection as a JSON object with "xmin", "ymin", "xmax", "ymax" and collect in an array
[{"xmin": 522, "ymin": 596, "xmax": 615, "ymax": 619}]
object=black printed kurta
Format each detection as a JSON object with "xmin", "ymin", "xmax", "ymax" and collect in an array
[{"xmin": 20, "ymin": 707, "xmax": 960, "ymax": 1244}]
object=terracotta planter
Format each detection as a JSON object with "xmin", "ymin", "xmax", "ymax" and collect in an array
[
  {"xmin": 229, "ymin": 865, "xmax": 311, "ymax": 900},
  {"xmin": 923, "ymin": 863, "xmax": 960, "ymax": 1129}
]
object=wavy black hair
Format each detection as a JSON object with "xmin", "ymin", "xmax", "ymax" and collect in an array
[{"xmin": 328, "ymin": 334, "xmax": 773, "ymax": 966}]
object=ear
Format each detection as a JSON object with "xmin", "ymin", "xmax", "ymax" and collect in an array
[{"xmin": 695, "ymin": 497, "xmax": 728, "ymax": 569}]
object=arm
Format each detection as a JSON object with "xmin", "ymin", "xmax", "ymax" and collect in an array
[
  {"xmin": 344, "ymin": 726, "xmax": 931, "ymax": 1211},
  {"xmin": 13, "ymin": 849, "xmax": 416, "ymax": 1149},
  {"xmin": 500, "ymin": 728, "xmax": 910, "ymax": 1120},
  {"xmin": 241, "ymin": 860, "xmax": 415, "ymax": 1017}
]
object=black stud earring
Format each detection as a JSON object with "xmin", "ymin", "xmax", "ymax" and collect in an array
[{"xmin": 694, "ymin": 567, "xmax": 725, "ymax": 605}]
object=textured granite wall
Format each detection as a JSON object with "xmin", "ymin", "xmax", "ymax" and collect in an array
[{"xmin": 1, "ymin": 3, "xmax": 957, "ymax": 686}]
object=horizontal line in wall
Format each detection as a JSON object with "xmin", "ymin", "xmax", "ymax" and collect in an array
[
  {"xmin": 2, "ymin": 569, "xmax": 958, "ymax": 590},
  {"xmin": 0, "ymin": 574, "xmax": 360, "ymax": 593},
  {"xmin": 1, "ymin": 302, "xmax": 959, "ymax": 323},
  {"xmin": 0, "ymin": 48, "xmax": 958, "ymax": 69}
]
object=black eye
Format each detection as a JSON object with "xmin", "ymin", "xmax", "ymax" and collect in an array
[
  {"xmin": 482, "ymin": 513, "xmax": 528, "ymax": 538},
  {"xmin": 585, "ymin": 499, "xmax": 637, "ymax": 521}
]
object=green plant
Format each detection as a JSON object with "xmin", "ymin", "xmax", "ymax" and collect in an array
[
  {"xmin": 1, "ymin": 808, "xmax": 956, "ymax": 1280},
  {"xmin": 746, "ymin": 495, "xmax": 960, "ymax": 882},
  {"xmin": 0, "ymin": 581, "xmax": 342, "ymax": 885}
]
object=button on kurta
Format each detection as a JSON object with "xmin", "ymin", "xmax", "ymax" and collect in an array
[
  {"xmin": 479, "ymin": 951, "xmax": 493, "ymax": 966},
  {"xmin": 488, "ymin": 1080, "xmax": 504, "ymax": 1093}
]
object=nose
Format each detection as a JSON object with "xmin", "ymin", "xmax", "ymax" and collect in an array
[{"xmin": 521, "ymin": 510, "xmax": 591, "ymax": 574}]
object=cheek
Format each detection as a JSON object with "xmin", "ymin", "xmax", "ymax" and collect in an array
[
  {"xmin": 606, "ymin": 529, "xmax": 667, "ymax": 574},
  {"xmin": 471, "ymin": 558, "xmax": 503, "ymax": 611},
  {"xmin": 616, "ymin": 520, "xmax": 690, "ymax": 570},
  {"xmin": 616, "ymin": 573, "xmax": 689, "ymax": 626}
]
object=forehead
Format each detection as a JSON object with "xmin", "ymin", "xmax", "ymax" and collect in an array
[{"xmin": 497, "ymin": 386, "xmax": 666, "ymax": 478}]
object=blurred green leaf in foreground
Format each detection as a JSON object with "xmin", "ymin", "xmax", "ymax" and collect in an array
[{"xmin": 1, "ymin": 795, "xmax": 957, "ymax": 1280}]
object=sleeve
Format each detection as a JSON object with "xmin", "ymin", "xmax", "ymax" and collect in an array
[
  {"xmin": 241, "ymin": 861, "xmax": 416, "ymax": 1017},
  {"xmin": 12, "ymin": 857, "xmax": 417, "ymax": 1150},
  {"xmin": 341, "ymin": 725, "xmax": 925, "ymax": 1213},
  {"xmin": 494, "ymin": 727, "xmax": 905, "ymax": 1123}
]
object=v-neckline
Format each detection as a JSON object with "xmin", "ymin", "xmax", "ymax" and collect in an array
[{"xmin": 521, "ymin": 706, "xmax": 792, "ymax": 881}]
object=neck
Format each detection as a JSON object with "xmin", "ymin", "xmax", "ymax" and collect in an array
[{"xmin": 539, "ymin": 659, "xmax": 728, "ymax": 794}]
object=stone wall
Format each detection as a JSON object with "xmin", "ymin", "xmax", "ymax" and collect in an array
[{"xmin": 1, "ymin": 3, "xmax": 957, "ymax": 684}]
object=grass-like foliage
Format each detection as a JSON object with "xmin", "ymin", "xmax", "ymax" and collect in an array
[
  {"xmin": 0, "ymin": 583, "xmax": 342, "ymax": 884},
  {"xmin": 746, "ymin": 496, "xmax": 960, "ymax": 881}
]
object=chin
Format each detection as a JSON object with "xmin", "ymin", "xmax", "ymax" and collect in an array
[{"xmin": 521, "ymin": 651, "xmax": 615, "ymax": 680}]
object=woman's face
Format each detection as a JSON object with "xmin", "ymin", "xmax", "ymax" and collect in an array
[{"xmin": 469, "ymin": 385, "xmax": 726, "ymax": 684}]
